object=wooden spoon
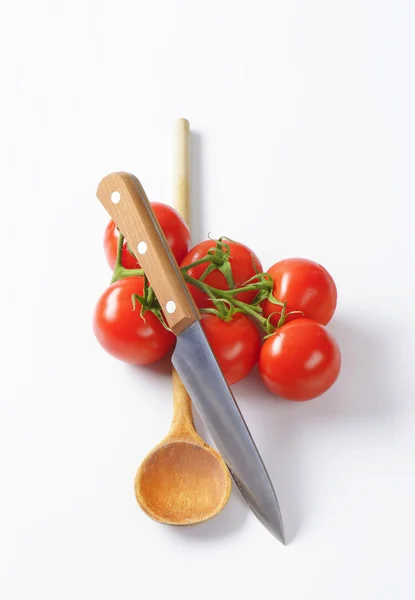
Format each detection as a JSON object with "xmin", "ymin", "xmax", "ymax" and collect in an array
[{"xmin": 134, "ymin": 119, "xmax": 232, "ymax": 525}]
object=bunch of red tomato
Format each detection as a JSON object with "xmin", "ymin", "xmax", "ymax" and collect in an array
[{"xmin": 93, "ymin": 203, "xmax": 341, "ymax": 401}]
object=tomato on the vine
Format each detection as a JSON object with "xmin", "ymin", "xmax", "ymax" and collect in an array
[
  {"xmin": 262, "ymin": 258, "xmax": 337, "ymax": 326},
  {"xmin": 180, "ymin": 240, "xmax": 263, "ymax": 309},
  {"xmin": 104, "ymin": 203, "xmax": 191, "ymax": 270},
  {"xmin": 258, "ymin": 319, "xmax": 341, "ymax": 401},
  {"xmin": 104, "ymin": 221, "xmax": 139, "ymax": 270},
  {"xmin": 93, "ymin": 277, "xmax": 175, "ymax": 365},
  {"xmin": 201, "ymin": 313, "xmax": 261, "ymax": 385}
]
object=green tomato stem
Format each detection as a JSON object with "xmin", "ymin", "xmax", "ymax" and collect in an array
[
  {"xmin": 116, "ymin": 231, "xmax": 124, "ymax": 264},
  {"xmin": 180, "ymin": 256, "xmax": 222, "ymax": 270},
  {"xmin": 108, "ymin": 236, "xmax": 278, "ymax": 334},
  {"xmin": 183, "ymin": 273, "xmax": 268, "ymax": 298},
  {"xmin": 182, "ymin": 273, "xmax": 274, "ymax": 332},
  {"xmin": 111, "ymin": 267, "xmax": 144, "ymax": 284},
  {"xmin": 110, "ymin": 232, "xmax": 126, "ymax": 284},
  {"xmin": 231, "ymin": 298, "xmax": 271, "ymax": 329}
]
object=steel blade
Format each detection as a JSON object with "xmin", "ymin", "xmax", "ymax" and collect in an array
[{"xmin": 172, "ymin": 321, "xmax": 285, "ymax": 543}]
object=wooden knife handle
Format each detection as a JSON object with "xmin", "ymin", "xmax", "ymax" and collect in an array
[{"xmin": 96, "ymin": 172, "xmax": 199, "ymax": 336}]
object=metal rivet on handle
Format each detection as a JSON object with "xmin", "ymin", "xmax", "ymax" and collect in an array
[
  {"xmin": 166, "ymin": 301, "xmax": 176, "ymax": 314},
  {"xmin": 137, "ymin": 241, "xmax": 148, "ymax": 255}
]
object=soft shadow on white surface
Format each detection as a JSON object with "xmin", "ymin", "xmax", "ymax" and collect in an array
[
  {"xmin": 314, "ymin": 318, "xmax": 398, "ymax": 423},
  {"xmin": 190, "ymin": 131, "xmax": 205, "ymax": 244},
  {"xmin": 127, "ymin": 351, "xmax": 175, "ymax": 394},
  {"xmin": 141, "ymin": 351, "xmax": 175, "ymax": 378},
  {"xmin": 235, "ymin": 371, "xmax": 304, "ymax": 544},
  {"xmin": 235, "ymin": 316, "xmax": 399, "ymax": 544}
]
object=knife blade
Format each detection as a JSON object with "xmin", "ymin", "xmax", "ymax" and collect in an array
[{"xmin": 96, "ymin": 171, "xmax": 285, "ymax": 543}]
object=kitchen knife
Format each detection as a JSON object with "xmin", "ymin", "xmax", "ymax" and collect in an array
[{"xmin": 96, "ymin": 171, "xmax": 285, "ymax": 543}]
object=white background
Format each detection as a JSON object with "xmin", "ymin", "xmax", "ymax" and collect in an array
[{"xmin": 1, "ymin": 1, "xmax": 414, "ymax": 598}]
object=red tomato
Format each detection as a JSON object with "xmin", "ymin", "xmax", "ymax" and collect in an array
[
  {"xmin": 180, "ymin": 240, "xmax": 263, "ymax": 309},
  {"xmin": 201, "ymin": 313, "xmax": 261, "ymax": 385},
  {"xmin": 93, "ymin": 277, "xmax": 175, "ymax": 364},
  {"xmin": 262, "ymin": 258, "xmax": 337, "ymax": 326},
  {"xmin": 104, "ymin": 203, "xmax": 191, "ymax": 270},
  {"xmin": 258, "ymin": 319, "xmax": 341, "ymax": 401},
  {"xmin": 104, "ymin": 221, "xmax": 139, "ymax": 270}
]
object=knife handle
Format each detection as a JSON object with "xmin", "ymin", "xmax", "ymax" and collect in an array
[{"xmin": 96, "ymin": 172, "xmax": 199, "ymax": 336}]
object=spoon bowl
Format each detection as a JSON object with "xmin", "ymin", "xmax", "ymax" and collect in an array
[
  {"xmin": 135, "ymin": 120, "xmax": 232, "ymax": 526},
  {"xmin": 135, "ymin": 368, "xmax": 232, "ymax": 525},
  {"xmin": 136, "ymin": 436, "xmax": 231, "ymax": 525}
]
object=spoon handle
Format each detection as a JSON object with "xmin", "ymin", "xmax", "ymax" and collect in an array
[
  {"xmin": 173, "ymin": 118, "xmax": 190, "ymax": 224},
  {"xmin": 171, "ymin": 119, "xmax": 195, "ymax": 437},
  {"xmin": 171, "ymin": 368, "xmax": 194, "ymax": 436}
]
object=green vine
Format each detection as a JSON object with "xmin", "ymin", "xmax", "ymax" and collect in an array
[{"xmin": 110, "ymin": 233, "xmax": 291, "ymax": 334}]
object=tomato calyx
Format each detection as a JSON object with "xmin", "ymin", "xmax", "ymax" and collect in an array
[
  {"xmin": 191, "ymin": 237, "xmax": 236, "ymax": 290},
  {"xmin": 243, "ymin": 272, "xmax": 275, "ymax": 305},
  {"xmin": 263, "ymin": 305, "xmax": 306, "ymax": 339},
  {"xmin": 131, "ymin": 275, "xmax": 172, "ymax": 333},
  {"xmin": 262, "ymin": 304, "xmax": 287, "ymax": 338},
  {"xmin": 200, "ymin": 298, "xmax": 247, "ymax": 322}
]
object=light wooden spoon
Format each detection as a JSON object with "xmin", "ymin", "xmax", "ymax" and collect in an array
[{"xmin": 134, "ymin": 119, "xmax": 232, "ymax": 525}]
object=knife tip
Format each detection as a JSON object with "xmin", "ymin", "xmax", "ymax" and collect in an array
[
  {"xmin": 271, "ymin": 523, "xmax": 287, "ymax": 545},
  {"xmin": 263, "ymin": 512, "xmax": 286, "ymax": 545}
]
